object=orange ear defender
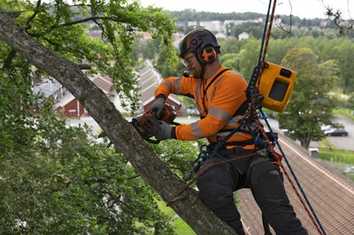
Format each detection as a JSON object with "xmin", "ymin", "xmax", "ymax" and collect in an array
[{"xmin": 200, "ymin": 46, "xmax": 217, "ymax": 63}]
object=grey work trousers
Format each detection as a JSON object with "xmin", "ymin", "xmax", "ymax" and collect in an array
[{"xmin": 196, "ymin": 149, "xmax": 308, "ymax": 235}]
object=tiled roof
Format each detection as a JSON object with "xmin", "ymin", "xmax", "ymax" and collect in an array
[
  {"xmin": 238, "ymin": 134, "xmax": 354, "ymax": 234},
  {"xmin": 136, "ymin": 61, "xmax": 182, "ymax": 113},
  {"xmin": 91, "ymin": 75, "xmax": 113, "ymax": 94}
]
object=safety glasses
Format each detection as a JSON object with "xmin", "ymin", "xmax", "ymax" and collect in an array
[{"xmin": 182, "ymin": 54, "xmax": 195, "ymax": 68}]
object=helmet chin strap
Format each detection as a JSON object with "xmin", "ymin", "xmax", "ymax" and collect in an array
[
  {"xmin": 200, "ymin": 64, "xmax": 206, "ymax": 79},
  {"xmin": 195, "ymin": 53, "xmax": 207, "ymax": 79}
]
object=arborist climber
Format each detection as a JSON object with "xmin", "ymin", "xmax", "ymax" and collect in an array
[{"xmin": 145, "ymin": 28, "xmax": 307, "ymax": 235}]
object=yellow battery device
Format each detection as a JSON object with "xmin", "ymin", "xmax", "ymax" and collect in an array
[{"xmin": 258, "ymin": 62, "xmax": 297, "ymax": 112}]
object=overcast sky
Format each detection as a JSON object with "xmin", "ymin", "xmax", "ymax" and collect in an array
[{"xmin": 139, "ymin": 0, "xmax": 353, "ymax": 20}]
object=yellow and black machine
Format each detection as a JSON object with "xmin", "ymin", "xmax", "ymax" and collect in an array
[{"xmin": 258, "ymin": 61, "xmax": 296, "ymax": 112}]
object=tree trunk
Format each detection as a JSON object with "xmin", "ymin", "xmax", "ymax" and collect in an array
[
  {"xmin": 0, "ymin": 12, "xmax": 237, "ymax": 235},
  {"xmin": 300, "ymin": 137, "xmax": 310, "ymax": 150}
]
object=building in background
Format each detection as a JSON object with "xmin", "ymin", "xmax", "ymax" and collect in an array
[
  {"xmin": 136, "ymin": 60, "xmax": 184, "ymax": 116},
  {"xmin": 33, "ymin": 61, "xmax": 185, "ymax": 119}
]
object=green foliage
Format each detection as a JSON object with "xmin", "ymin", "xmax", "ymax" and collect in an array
[
  {"xmin": 348, "ymin": 95, "xmax": 354, "ymax": 110},
  {"xmin": 153, "ymin": 140, "xmax": 198, "ymax": 178},
  {"xmin": 267, "ymin": 38, "xmax": 297, "ymax": 63},
  {"xmin": 279, "ymin": 48, "xmax": 338, "ymax": 148},
  {"xmin": 219, "ymin": 37, "xmax": 246, "ymax": 54},
  {"xmin": 333, "ymin": 108, "xmax": 354, "ymax": 122},
  {"xmin": 330, "ymin": 39, "xmax": 354, "ymax": 93},
  {"xmin": 0, "ymin": 0, "xmax": 180, "ymax": 233},
  {"xmin": 155, "ymin": 42, "xmax": 180, "ymax": 77},
  {"xmin": 219, "ymin": 53, "xmax": 240, "ymax": 71},
  {"xmin": 0, "ymin": 66, "xmax": 174, "ymax": 233},
  {"xmin": 132, "ymin": 36, "xmax": 181, "ymax": 77},
  {"xmin": 237, "ymin": 38, "xmax": 260, "ymax": 80}
]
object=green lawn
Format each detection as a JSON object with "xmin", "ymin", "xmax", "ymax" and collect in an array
[
  {"xmin": 319, "ymin": 139, "xmax": 354, "ymax": 165},
  {"xmin": 333, "ymin": 108, "xmax": 354, "ymax": 122},
  {"xmin": 318, "ymin": 139, "xmax": 354, "ymax": 181},
  {"xmin": 319, "ymin": 148, "xmax": 354, "ymax": 165}
]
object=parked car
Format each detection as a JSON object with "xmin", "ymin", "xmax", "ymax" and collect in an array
[
  {"xmin": 324, "ymin": 128, "xmax": 349, "ymax": 136},
  {"xmin": 321, "ymin": 123, "xmax": 349, "ymax": 137},
  {"xmin": 324, "ymin": 126, "xmax": 348, "ymax": 137}
]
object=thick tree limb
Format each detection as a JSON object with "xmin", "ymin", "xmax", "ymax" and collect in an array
[{"xmin": 0, "ymin": 12, "xmax": 237, "ymax": 235}]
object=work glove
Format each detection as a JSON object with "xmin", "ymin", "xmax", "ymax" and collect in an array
[
  {"xmin": 145, "ymin": 117, "xmax": 175, "ymax": 140},
  {"xmin": 150, "ymin": 95, "xmax": 165, "ymax": 118}
]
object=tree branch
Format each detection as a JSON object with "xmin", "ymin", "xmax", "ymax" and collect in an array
[
  {"xmin": 326, "ymin": 7, "xmax": 353, "ymax": 35},
  {"xmin": 25, "ymin": 0, "xmax": 42, "ymax": 32},
  {"xmin": 30, "ymin": 16, "xmax": 123, "ymax": 37},
  {"xmin": 78, "ymin": 64, "xmax": 91, "ymax": 70},
  {"xmin": 66, "ymin": 4, "xmax": 92, "ymax": 8}
]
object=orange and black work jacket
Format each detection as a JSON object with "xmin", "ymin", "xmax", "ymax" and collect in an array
[{"xmin": 155, "ymin": 66, "xmax": 254, "ymax": 149}]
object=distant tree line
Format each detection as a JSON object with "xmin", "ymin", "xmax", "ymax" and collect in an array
[
  {"xmin": 168, "ymin": 10, "xmax": 354, "ymax": 38},
  {"xmin": 168, "ymin": 9, "xmax": 264, "ymax": 22},
  {"xmin": 170, "ymin": 10, "xmax": 332, "ymax": 27}
]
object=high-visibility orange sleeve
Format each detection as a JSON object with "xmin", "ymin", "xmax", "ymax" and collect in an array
[
  {"xmin": 175, "ymin": 72, "xmax": 247, "ymax": 140},
  {"xmin": 154, "ymin": 76, "xmax": 195, "ymax": 98}
]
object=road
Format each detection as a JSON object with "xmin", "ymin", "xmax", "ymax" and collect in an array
[{"xmin": 263, "ymin": 116, "xmax": 354, "ymax": 151}]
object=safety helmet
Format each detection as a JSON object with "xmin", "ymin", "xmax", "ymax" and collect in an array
[{"xmin": 179, "ymin": 28, "xmax": 220, "ymax": 64}]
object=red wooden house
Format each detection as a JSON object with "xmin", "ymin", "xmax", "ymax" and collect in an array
[{"xmin": 54, "ymin": 75, "xmax": 114, "ymax": 118}]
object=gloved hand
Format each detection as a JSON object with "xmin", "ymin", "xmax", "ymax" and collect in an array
[
  {"xmin": 150, "ymin": 95, "xmax": 165, "ymax": 118},
  {"xmin": 145, "ymin": 117, "xmax": 175, "ymax": 140}
]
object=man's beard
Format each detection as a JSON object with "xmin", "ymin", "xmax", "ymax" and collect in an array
[{"xmin": 191, "ymin": 67, "xmax": 203, "ymax": 79}]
